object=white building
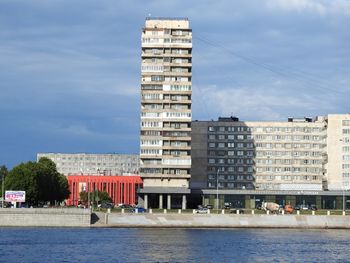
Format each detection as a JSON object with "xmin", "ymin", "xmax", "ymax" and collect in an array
[
  {"xmin": 37, "ymin": 153, "xmax": 139, "ymax": 176},
  {"xmin": 325, "ymin": 114, "xmax": 350, "ymax": 190},
  {"xmin": 139, "ymin": 18, "xmax": 192, "ymax": 209}
]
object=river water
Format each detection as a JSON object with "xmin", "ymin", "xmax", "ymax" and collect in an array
[{"xmin": 0, "ymin": 228, "xmax": 349, "ymax": 262}]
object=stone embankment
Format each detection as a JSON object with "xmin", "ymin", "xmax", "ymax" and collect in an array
[
  {"xmin": 0, "ymin": 208, "xmax": 91, "ymax": 227},
  {"xmin": 94, "ymin": 212, "xmax": 350, "ymax": 229}
]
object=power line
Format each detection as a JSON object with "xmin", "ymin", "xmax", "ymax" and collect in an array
[{"xmin": 194, "ymin": 35, "xmax": 347, "ymax": 96}]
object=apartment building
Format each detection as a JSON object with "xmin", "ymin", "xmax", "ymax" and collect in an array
[
  {"xmin": 139, "ymin": 18, "xmax": 192, "ymax": 209},
  {"xmin": 37, "ymin": 153, "xmax": 139, "ymax": 176},
  {"xmin": 325, "ymin": 114, "xmax": 350, "ymax": 190},
  {"xmin": 191, "ymin": 116, "xmax": 326, "ymax": 190},
  {"xmin": 190, "ymin": 116, "xmax": 350, "ymax": 210}
]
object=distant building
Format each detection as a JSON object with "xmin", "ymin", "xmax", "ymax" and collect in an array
[
  {"xmin": 139, "ymin": 17, "xmax": 192, "ymax": 209},
  {"xmin": 191, "ymin": 116, "xmax": 326, "ymax": 192},
  {"xmin": 190, "ymin": 114, "xmax": 350, "ymax": 210},
  {"xmin": 66, "ymin": 175, "xmax": 142, "ymax": 206},
  {"xmin": 324, "ymin": 114, "xmax": 350, "ymax": 190},
  {"xmin": 36, "ymin": 153, "xmax": 139, "ymax": 176}
]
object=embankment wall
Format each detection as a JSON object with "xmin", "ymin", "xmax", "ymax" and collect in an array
[
  {"xmin": 102, "ymin": 213, "xmax": 350, "ymax": 229},
  {"xmin": 0, "ymin": 208, "xmax": 91, "ymax": 227}
]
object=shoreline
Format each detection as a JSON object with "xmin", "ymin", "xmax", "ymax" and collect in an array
[{"xmin": 2, "ymin": 208, "xmax": 350, "ymax": 229}]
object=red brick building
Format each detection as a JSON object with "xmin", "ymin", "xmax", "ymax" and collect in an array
[{"xmin": 67, "ymin": 175, "xmax": 142, "ymax": 206}]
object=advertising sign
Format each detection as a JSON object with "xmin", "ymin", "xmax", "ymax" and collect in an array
[{"xmin": 5, "ymin": 191, "xmax": 26, "ymax": 202}]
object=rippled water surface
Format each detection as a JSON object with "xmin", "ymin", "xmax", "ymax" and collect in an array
[{"xmin": 1, "ymin": 228, "xmax": 350, "ymax": 262}]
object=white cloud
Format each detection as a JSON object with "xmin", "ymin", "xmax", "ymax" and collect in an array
[
  {"xmin": 267, "ymin": 0, "xmax": 350, "ymax": 16},
  {"xmin": 193, "ymin": 84, "xmax": 330, "ymax": 121}
]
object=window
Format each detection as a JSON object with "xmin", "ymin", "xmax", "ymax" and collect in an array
[{"xmin": 228, "ymin": 143, "xmax": 234, "ymax": 148}]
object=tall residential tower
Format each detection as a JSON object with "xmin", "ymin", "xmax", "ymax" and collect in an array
[{"xmin": 139, "ymin": 18, "xmax": 192, "ymax": 209}]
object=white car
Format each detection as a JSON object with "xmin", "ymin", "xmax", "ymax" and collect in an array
[{"xmin": 195, "ymin": 208, "xmax": 209, "ymax": 214}]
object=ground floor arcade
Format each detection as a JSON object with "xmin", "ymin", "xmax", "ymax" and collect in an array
[
  {"xmin": 138, "ymin": 187, "xmax": 191, "ymax": 210},
  {"xmin": 198, "ymin": 189, "xmax": 350, "ymax": 210}
]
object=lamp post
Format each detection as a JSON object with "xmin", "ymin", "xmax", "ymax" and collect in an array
[
  {"xmin": 1, "ymin": 172, "xmax": 4, "ymax": 208},
  {"xmin": 216, "ymin": 168, "xmax": 219, "ymax": 213},
  {"xmin": 87, "ymin": 174, "xmax": 91, "ymax": 210},
  {"xmin": 343, "ymin": 189, "xmax": 345, "ymax": 212}
]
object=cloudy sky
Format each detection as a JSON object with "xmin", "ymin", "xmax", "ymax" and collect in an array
[{"xmin": 1, "ymin": 0, "xmax": 349, "ymax": 168}]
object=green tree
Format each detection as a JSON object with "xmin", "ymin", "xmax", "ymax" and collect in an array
[
  {"xmin": 5, "ymin": 158, "xmax": 70, "ymax": 205},
  {"xmin": 5, "ymin": 162, "xmax": 39, "ymax": 205},
  {"xmin": 79, "ymin": 190, "xmax": 112, "ymax": 206}
]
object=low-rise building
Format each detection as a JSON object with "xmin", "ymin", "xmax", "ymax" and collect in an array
[{"xmin": 36, "ymin": 153, "xmax": 139, "ymax": 176}]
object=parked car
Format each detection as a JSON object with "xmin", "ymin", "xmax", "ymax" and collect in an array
[
  {"xmin": 118, "ymin": 204, "xmax": 132, "ymax": 209},
  {"xmin": 195, "ymin": 208, "xmax": 209, "ymax": 214},
  {"xmin": 284, "ymin": 205, "xmax": 294, "ymax": 214},
  {"xmin": 295, "ymin": 204, "xmax": 309, "ymax": 210},
  {"xmin": 309, "ymin": 204, "xmax": 318, "ymax": 211},
  {"xmin": 98, "ymin": 202, "xmax": 114, "ymax": 209},
  {"xmin": 132, "ymin": 207, "xmax": 146, "ymax": 213},
  {"xmin": 224, "ymin": 202, "xmax": 232, "ymax": 209}
]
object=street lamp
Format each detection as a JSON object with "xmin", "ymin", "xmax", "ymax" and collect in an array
[
  {"xmin": 216, "ymin": 168, "xmax": 220, "ymax": 213},
  {"xmin": 87, "ymin": 174, "xmax": 91, "ymax": 210},
  {"xmin": 1, "ymin": 172, "xmax": 4, "ymax": 208}
]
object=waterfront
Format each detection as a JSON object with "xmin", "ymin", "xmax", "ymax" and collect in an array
[{"xmin": 0, "ymin": 228, "xmax": 350, "ymax": 262}]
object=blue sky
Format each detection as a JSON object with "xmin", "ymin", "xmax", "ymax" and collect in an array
[{"xmin": 1, "ymin": 0, "xmax": 350, "ymax": 168}]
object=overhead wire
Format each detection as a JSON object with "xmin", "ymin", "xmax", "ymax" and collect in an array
[{"xmin": 194, "ymin": 35, "xmax": 347, "ymax": 96}]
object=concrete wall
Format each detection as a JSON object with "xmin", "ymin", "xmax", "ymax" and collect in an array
[
  {"xmin": 0, "ymin": 208, "xmax": 91, "ymax": 227},
  {"xmin": 103, "ymin": 213, "xmax": 350, "ymax": 229}
]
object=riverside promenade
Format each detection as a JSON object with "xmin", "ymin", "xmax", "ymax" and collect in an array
[
  {"xmin": 2, "ymin": 208, "xmax": 350, "ymax": 228},
  {"xmin": 92, "ymin": 209, "xmax": 350, "ymax": 229}
]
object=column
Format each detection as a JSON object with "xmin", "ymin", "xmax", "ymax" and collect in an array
[
  {"xmin": 182, "ymin": 195, "xmax": 187, "ymax": 210},
  {"xmin": 144, "ymin": 194, "xmax": 148, "ymax": 210},
  {"xmin": 159, "ymin": 194, "xmax": 163, "ymax": 209},
  {"xmin": 167, "ymin": 194, "xmax": 171, "ymax": 210}
]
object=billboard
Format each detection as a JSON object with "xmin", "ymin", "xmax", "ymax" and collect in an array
[{"xmin": 5, "ymin": 191, "xmax": 26, "ymax": 202}]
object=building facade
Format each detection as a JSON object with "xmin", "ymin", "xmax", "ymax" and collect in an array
[
  {"xmin": 191, "ymin": 115, "xmax": 350, "ymax": 210},
  {"xmin": 325, "ymin": 114, "xmax": 350, "ymax": 190},
  {"xmin": 139, "ymin": 18, "xmax": 192, "ymax": 209},
  {"xmin": 37, "ymin": 153, "xmax": 139, "ymax": 176},
  {"xmin": 66, "ymin": 175, "xmax": 142, "ymax": 206}
]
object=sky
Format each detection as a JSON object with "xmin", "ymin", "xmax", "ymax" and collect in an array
[{"xmin": 1, "ymin": 0, "xmax": 350, "ymax": 168}]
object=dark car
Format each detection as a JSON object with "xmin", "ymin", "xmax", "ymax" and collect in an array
[
  {"xmin": 99, "ymin": 202, "xmax": 114, "ymax": 209},
  {"xmin": 309, "ymin": 204, "xmax": 318, "ymax": 211}
]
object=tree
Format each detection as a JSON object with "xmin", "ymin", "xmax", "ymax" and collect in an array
[
  {"xmin": 5, "ymin": 158, "xmax": 70, "ymax": 205},
  {"xmin": 5, "ymin": 162, "xmax": 39, "ymax": 205},
  {"xmin": 79, "ymin": 190, "xmax": 112, "ymax": 206}
]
